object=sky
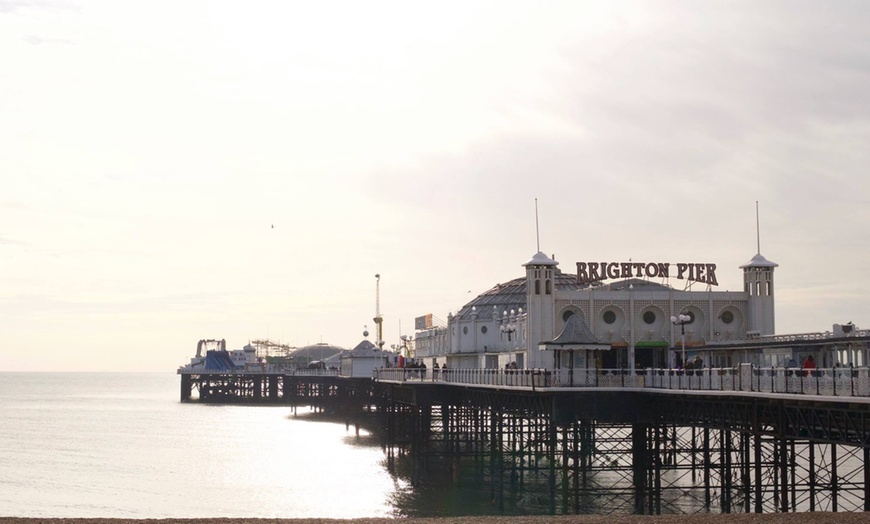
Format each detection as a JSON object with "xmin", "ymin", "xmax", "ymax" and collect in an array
[{"xmin": 1, "ymin": 1, "xmax": 869, "ymax": 372}]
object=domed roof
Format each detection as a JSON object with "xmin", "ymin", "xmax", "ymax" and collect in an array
[
  {"xmin": 522, "ymin": 251, "xmax": 558, "ymax": 267},
  {"xmin": 454, "ymin": 268, "xmax": 586, "ymax": 321},
  {"xmin": 290, "ymin": 343, "xmax": 346, "ymax": 360},
  {"xmin": 740, "ymin": 253, "xmax": 779, "ymax": 269}
]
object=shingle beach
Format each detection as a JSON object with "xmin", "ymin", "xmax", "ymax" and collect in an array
[{"xmin": 2, "ymin": 514, "xmax": 870, "ymax": 524}]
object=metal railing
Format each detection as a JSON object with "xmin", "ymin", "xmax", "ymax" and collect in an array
[
  {"xmin": 373, "ymin": 364, "xmax": 870, "ymax": 398},
  {"xmin": 177, "ymin": 366, "xmax": 340, "ymax": 377}
]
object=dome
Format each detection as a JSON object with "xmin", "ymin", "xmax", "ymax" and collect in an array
[
  {"xmin": 522, "ymin": 251, "xmax": 558, "ymax": 267},
  {"xmin": 740, "ymin": 253, "xmax": 779, "ymax": 269},
  {"xmin": 290, "ymin": 343, "xmax": 346, "ymax": 361},
  {"xmin": 454, "ymin": 268, "xmax": 586, "ymax": 321}
]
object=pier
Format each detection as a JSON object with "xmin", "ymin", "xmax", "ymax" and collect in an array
[{"xmin": 179, "ymin": 365, "xmax": 870, "ymax": 515}]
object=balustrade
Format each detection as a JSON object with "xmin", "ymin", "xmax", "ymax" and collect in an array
[{"xmin": 373, "ymin": 365, "xmax": 870, "ymax": 398}]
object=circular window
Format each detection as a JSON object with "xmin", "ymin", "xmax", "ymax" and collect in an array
[
  {"xmin": 643, "ymin": 311, "xmax": 656, "ymax": 324},
  {"xmin": 721, "ymin": 310, "xmax": 734, "ymax": 324},
  {"xmin": 685, "ymin": 311, "xmax": 696, "ymax": 324},
  {"xmin": 562, "ymin": 310, "xmax": 575, "ymax": 322},
  {"xmin": 603, "ymin": 311, "xmax": 616, "ymax": 324},
  {"xmin": 481, "ymin": 326, "xmax": 488, "ymax": 334},
  {"xmin": 462, "ymin": 326, "xmax": 468, "ymax": 335}
]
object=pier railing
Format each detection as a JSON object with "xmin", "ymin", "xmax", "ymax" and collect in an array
[
  {"xmin": 178, "ymin": 366, "xmax": 340, "ymax": 377},
  {"xmin": 374, "ymin": 364, "xmax": 870, "ymax": 398}
]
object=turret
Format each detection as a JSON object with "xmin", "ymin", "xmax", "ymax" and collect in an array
[
  {"xmin": 523, "ymin": 251, "xmax": 558, "ymax": 368},
  {"xmin": 740, "ymin": 253, "xmax": 778, "ymax": 336}
]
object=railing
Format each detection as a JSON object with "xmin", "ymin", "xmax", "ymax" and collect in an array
[
  {"xmin": 177, "ymin": 366, "xmax": 340, "ymax": 377},
  {"xmin": 373, "ymin": 364, "xmax": 870, "ymax": 398},
  {"xmin": 286, "ymin": 369, "xmax": 341, "ymax": 377}
]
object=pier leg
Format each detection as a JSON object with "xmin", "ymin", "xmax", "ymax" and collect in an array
[
  {"xmin": 180, "ymin": 374, "xmax": 191, "ymax": 402},
  {"xmin": 632, "ymin": 422, "xmax": 649, "ymax": 514}
]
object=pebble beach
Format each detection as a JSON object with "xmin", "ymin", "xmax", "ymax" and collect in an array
[{"xmin": 3, "ymin": 514, "xmax": 870, "ymax": 524}]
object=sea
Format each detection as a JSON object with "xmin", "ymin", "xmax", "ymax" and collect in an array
[{"xmin": 0, "ymin": 372, "xmax": 420, "ymax": 519}]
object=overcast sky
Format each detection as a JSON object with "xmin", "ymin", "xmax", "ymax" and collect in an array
[{"xmin": 2, "ymin": 1, "xmax": 868, "ymax": 372}]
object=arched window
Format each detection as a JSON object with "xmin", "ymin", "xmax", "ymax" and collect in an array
[
  {"xmin": 545, "ymin": 279, "xmax": 552, "ymax": 294},
  {"xmin": 535, "ymin": 279, "xmax": 541, "ymax": 294}
]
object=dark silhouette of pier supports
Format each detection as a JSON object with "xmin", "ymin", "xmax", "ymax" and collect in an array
[{"xmin": 178, "ymin": 373, "xmax": 870, "ymax": 516}]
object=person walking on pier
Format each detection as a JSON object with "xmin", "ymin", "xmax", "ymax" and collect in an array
[{"xmin": 802, "ymin": 354, "xmax": 816, "ymax": 377}]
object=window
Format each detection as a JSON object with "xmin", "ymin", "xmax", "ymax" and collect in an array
[
  {"xmin": 481, "ymin": 326, "xmax": 487, "ymax": 334},
  {"xmin": 562, "ymin": 310, "xmax": 575, "ymax": 322},
  {"xmin": 535, "ymin": 279, "xmax": 541, "ymax": 294},
  {"xmin": 643, "ymin": 311, "xmax": 656, "ymax": 324},
  {"xmin": 721, "ymin": 310, "xmax": 734, "ymax": 324},
  {"xmin": 462, "ymin": 326, "xmax": 468, "ymax": 335},
  {"xmin": 685, "ymin": 311, "xmax": 696, "ymax": 324},
  {"xmin": 545, "ymin": 280, "xmax": 552, "ymax": 294},
  {"xmin": 603, "ymin": 311, "xmax": 616, "ymax": 324}
]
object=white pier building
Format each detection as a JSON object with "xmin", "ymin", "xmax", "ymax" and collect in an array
[{"xmin": 413, "ymin": 249, "xmax": 866, "ymax": 372}]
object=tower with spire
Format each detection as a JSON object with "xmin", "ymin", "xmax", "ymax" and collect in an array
[
  {"xmin": 740, "ymin": 253, "xmax": 777, "ymax": 336},
  {"xmin": 741, "ymin": 202, "xmax": 777, "ymax": 336},
  {"xmin": 523, "ymin": 251, "xmax": 558, "ymax": 368}
]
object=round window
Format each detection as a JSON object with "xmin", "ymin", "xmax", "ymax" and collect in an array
[
  {"xmin": 562, "ymin": 310, "xmax": 575, "ymax": 322},
  {"xmin": 462, "ymin": 326, "xmax": 468, "ymax": 335},
  {"xmin": 686, "ymin": 311, "xmax": 696, "ymax": 324},
  {"xmin": 721, "ymin": 310, "xmax": 734, "ymax": 324},
  {"xmin": 603, "ymin": 311, "xmax": 616, "ymax": 324},
  {"xmin": 481, "ymin": 326, "xmax": 488, "ymax": 334},
  {"xmin": 643, "ymin": 311, "xmax": 656, "ymax": 324}
]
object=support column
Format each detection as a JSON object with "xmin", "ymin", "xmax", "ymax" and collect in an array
[
  {"xmin": 180, "ymin": 373, "xmax": 191, "ymax": 402},
  {"xmin": 269, "ymin": 375, "xmax": 279, "ymax": 400},
  {"xmin": 809, "ymin": 442, "xmax": 816, "ymax": 511},
  {"xmin": 754, "ymin": 434, "xmax": 763, "ymax": 513},
  {"xmin": 632, "ymin": 422, "xmax": 649, "ymax": 514},
  {"xmin": 778, "ymin": 437, "xmax": 789, "ymax": 512},
  {"xmin": 864, "ymin": 447, "xmax": 870, "ymax": 512}
]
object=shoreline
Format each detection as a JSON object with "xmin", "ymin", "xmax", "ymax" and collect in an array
[{"xmin": 3, "ymin": 514, "xmax": 870, "ymax": 524}]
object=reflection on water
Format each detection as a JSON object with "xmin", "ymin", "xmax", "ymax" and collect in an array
[{"xmin": 387, "ymin": 457, "xmax": 503, "ymax": 517}]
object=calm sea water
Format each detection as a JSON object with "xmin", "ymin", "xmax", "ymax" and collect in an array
[{"xmin": 0, "ymin": 373, "xmax": 404, "ymax": 519}]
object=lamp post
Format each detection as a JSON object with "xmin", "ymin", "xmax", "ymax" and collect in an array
[
  {"xmin": 500, "ymin": 323, "xmax": 517, "ymax": 341},
  {"xmin": 391, "ymin": 335, "xmax": 413, "ymax": 358},
  {"xmin": 500, "ymin": 310, "xmax": 517, "ymax": 342},
  {"xmin": 671, "ymin": 313, "xmax": 691, "ymax": 368}
]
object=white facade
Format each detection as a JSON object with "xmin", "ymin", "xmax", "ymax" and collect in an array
[
  {"xmin": 339, "ymin": 339, "xmax": 394, "ymax": 378},
  {"xmin": 415, "ymin": 250, "xmax": 778, "ymax": 371}
]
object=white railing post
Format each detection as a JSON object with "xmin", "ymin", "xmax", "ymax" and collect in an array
[
  {"xmin": 858, "ymin": 368, "xmax": 870, "ymax": 397},
  {"xmin": 740, "ymin": 363, "xmax": 752, "ymax": 392}
]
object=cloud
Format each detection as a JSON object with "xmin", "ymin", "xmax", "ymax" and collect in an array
[
  {"xmin": 0, "ymin": 235, "xmax": 24, "ymax": 245},
  {"xmin": 0, "ymin": 0, "xmax": 78, "ymax": 14},
  {"xmin": 23, "ymin": 34, "xmax": 73, "ymax": 45}
]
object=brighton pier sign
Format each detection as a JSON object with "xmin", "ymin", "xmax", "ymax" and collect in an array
[{"xmin": 576, "ymin": 261, "xmax": 719, "ymax": 286}]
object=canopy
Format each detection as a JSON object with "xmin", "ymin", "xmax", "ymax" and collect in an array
[{"xmin": 538, "ymin": 315, "xmax": 610, "ymax": 351}]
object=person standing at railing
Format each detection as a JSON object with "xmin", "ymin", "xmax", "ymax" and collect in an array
[
  {"xmin": 802, "ymin": 355, "xmax": 816, "ymax": 377},
  {"xmin": 684, "ymin": 359, "xmax": 694, "ymax": 376}
]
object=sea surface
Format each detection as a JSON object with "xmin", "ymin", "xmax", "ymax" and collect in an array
[{"xmin": 0, "ymin": 372, "xmax": 409, "ymax": 519}]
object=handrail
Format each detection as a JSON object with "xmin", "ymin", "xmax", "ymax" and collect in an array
[{"xmin": 373, "ymin": 365, "xmax": 870, "ymax": 398}]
